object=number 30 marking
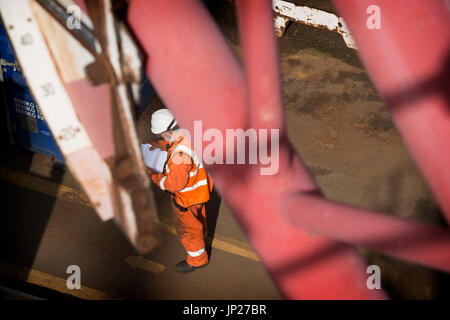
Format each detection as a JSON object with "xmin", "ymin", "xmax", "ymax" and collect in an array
[{"xmin": 41, "ymin": 83, "xmax": 55, "ymax": 97}]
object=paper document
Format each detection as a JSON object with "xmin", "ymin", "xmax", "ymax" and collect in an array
[{"xmin": 141, "ymin": 143, "xmax": 168, "ymax": 173}]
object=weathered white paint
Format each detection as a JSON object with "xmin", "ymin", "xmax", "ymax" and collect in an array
[
  {"xmin": 116, "ymin": 83, "xmax": 148, "ymax": 182},
  {"xmin": 56, "ymin": 0, "xmax": 94, "ymax": 29},
  {"xmin": 0, "ymin": 0, "xmax": 91, "ymax": 154},
  {"xmin": 274, "ymin": 15, "xmax": 290, "ymax": 37},
  {"xmin": 104, "ymin": 0, "xmax": 122, "ymax": 80},
  {"xmin": 118, "ymin": 184, "xmax": 138, "ymax": 245},
  {"xmin": 0, "ymin": 0, "xmax": 114, "ymax": 221},
  {"xmin": 30, "ymin": 1, "xmax": 95, "ymax": 83},
  {"xmin": 273, "ymin": 0, "xmax": 357, "ymax": 49},
  {"xmin": 118, "ymin": 23, "xmax": 142, "ymax": 107}
]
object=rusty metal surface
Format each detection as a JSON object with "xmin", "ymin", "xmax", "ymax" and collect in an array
[
  {"xmin": 84, "ymin": 0, "xmax": 159, "ymax": 253},
  {"xmin": 29, "ymin": 0, "xmax": 161, "ymax": 254},
  {"xmin": 36, "ymin": 0, "xmax": 101, "ymax": 55}
]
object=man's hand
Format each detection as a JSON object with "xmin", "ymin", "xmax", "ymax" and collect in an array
[{"xmin": 149, "ymin": 140, "xmax": 167, "ymax": 151}]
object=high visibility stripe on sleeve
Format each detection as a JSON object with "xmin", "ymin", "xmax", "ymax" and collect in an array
[
  {"xmin": 173, "ymin": 145, "xmax": 201, "ymax": 168},
  {"xmin": 189, "ymin": 163, "xmax": 203, "ymax": 177},
  {"xmin": 187, "ymin": 248, "xmax": 205, "ymax": 257},
  {"xmin": 172, "ymin": 145, "xmax": 204, "ymax": 178},
  {"xmin": 166, "ymin": 158, "xmax": 200, "ymax": 177},
  {"xmin": 159, "ymin": 176, "xmax": 167, "ymax": 191},
  {"xmin": 179, "ymin": 179, "xmax": 208, "ymax": 193}
]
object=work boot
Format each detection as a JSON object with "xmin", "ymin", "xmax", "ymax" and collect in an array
[
  {"xmin": 175, "ymin": 260, "xmax": 208, "ymax": 273},
  {"xmin": 206, "ymin": 244, "xmax": 212, "ymax": 259}
]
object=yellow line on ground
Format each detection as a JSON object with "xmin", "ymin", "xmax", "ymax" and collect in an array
[
  {"xmin": 0, "ymin": 166, "xmax": 260, "ymax": 262},
  {"xmin": 212, "ymin": 237, "xmax": 260, "ymax": 262},
  {"xmin": 0, "ymin": 260, "xmax": 120, "ymax": 300},
  {"xmin": 0, "ymin": 167, "xmax": 92, "ymax": 207},
  {"xmin": 158, "ymin": 221, "xmax": 260, "ymax": 262},
  {"xmin": 125, "ymin": 256, "xmax": 166, "ymax": 273}
]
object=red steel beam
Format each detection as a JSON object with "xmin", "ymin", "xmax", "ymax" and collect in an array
[
  {"xmin": 332, "ymin": 0, "xmax": 450, "ymax": 222},
  {"xmin": 235, "ymin": 0, "xmax": 284, "ymax": 131},
  {"xmin": 127, "ymin": 0, "xmax": 450, "ymax": 299},
  {"xmin": 123, "ymin": 0, "xmax": 450, "ymax": 299},
  {"xmin": 239, "ymin": 0, "xmax": 450, "ymax": 274},
  {"xmin": 285, "ymin": 194, "xmax": 450, "ymax": 273},
  {"xmin": 236, "ymin": 0, "xmax": 450, "ymax": 277},
  {"xmin": 128, "ymin": 0, "xmax": 386, "ymax": 299}
]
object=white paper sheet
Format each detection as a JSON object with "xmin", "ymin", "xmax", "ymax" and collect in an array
[{"xmin": 141, "ymin": 144, "xmax": 168, "ymax": 173}]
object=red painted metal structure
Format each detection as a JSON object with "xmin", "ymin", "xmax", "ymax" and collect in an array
[
  {"xmin": 125, "ymin": 0, "xmax": 450, "ymax": 299},
  {"xmin": 332, "ymin": 0, "xmax": 450, "ymax": 225}
]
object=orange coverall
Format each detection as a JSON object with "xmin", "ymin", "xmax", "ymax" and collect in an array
[{"xmin": 150, "ymin": 139, "xmax": 209, "ymax": 267}]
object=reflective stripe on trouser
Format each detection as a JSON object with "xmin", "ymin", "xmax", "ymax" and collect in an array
[{"xmin": 171, "ymin": 201, "xmax": 208, "ymax": 267}]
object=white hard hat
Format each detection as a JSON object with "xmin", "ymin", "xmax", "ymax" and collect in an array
[{"xmin": 151, "ymin": 108, "xmax": 177, "ymax": 134}]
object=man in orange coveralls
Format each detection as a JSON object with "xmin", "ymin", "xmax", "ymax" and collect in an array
[{"xmin": 148, "ymin": 108, "xmax": 213, "ymax": 273}]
